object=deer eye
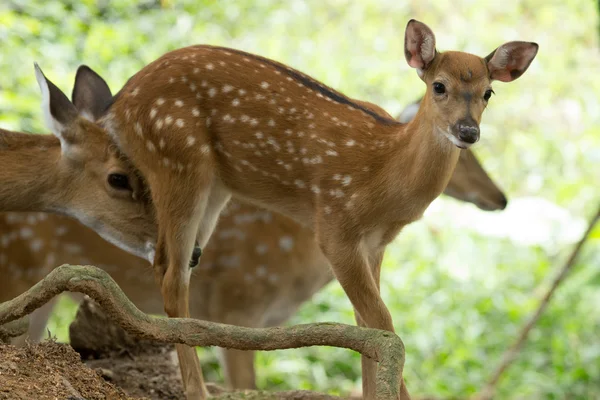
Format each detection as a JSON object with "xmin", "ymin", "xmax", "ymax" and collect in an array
[
  {"xmin": 484, "ymin": 89, "xmax": 494, "ymax": 101},
  {"xmin": 108, "ymin": 173, "xmax": 131, "ymax": 190},
  {"xmin": 433, "ymin": 82, "xmax": 446, "ymax": 95}
]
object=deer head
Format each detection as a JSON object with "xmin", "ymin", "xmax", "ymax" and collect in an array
[
  {"xmin": 405, "ymin": 19, "xmax": 538, "ymax": 149},
  {"xmin": 19, "ymin": 64, "xmax": 159, "ymax": 260}
]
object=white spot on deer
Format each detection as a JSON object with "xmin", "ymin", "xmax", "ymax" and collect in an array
[
  {"xmin": 268, "ymin": 119, "xmax": 275, "ymax": 127},
  {"xmin": 238, "ymin": 89, "xmax": 246, "ymax": 96},
  {"xmin": 192, "ymin": 108, "xmax": 200, "ymax": 117},
  {"xmin": 19, "ymin": 227, "xmax": 33, "ymax": 239},
  {"xmin": 232, "ymin": 98, "xmax": 240, "ymax": 106},
  {"xmin": 206, "ymin": 117, "xmax": 212, "ymax": 127},
  {"xmin": 255, "ymin": 93, "xmax": 266, "ymax": 100},
  {"xmin": 193, "ymin": 67, "xmax": 200, "ymax": 74},
  {"xmin": 208, "ymin": 88, "xmax": 217, "ymax": 97},
  {"xmin": 200, "ymin": 144, "xmax": 211, "ymax": 155},
  {"xmin": 150, "ymin": 108, "xmax": 157, "ymax": 119},
  {"xmin": 223, "ymin": 114, "xmax": 234, "ymax": 123},
  {"xmin": 267, "ymin": 137, "xmax": 280, "ymax": 151},
  {"xmin": 278, "ymin": 236, "xmax": 294, "ymax": 252},
  {"xmin": 240, "ymin": 115, "xmax": 250, "ymax": 122},
  {"xmin": 155, "ymin": 118, "xmax": 164, "ymax": 130},
  {"xmin": 311, "ymin": 185, "xmax": 321, "ymax": 194},
  {"xmin": 181, "ymin": 76, "xmax": 188, "ymax": 83},
  {"xmin": 294, "ymin": 180, "xmax": 306, "ymax": 188},
  {"xmin": 254, "ymin": 132, "xmax": 264, "ymax": 139},
  {"xmin": 260, "ymin": 81, "xmax": 269, "ymax": 89},
  {"xmin": 346, "ymin": 139, "xmax": 356, "ymax": 147},
  {"xmin": 250, "ymin": 118, "xmax": 259, "ymax": 126},
  {"xmin": 206, "ymin": 63, "xmax": 214, "ymax": 70},
  {"xmin": 64, "ymin": 243, "xmax": 83, "ymax": 254},
  {"xmin": 175, "ymin": 100, "xmax": 184, "ymax": 107},
  {"xmin": 132, "ymin": 121, "xmax": 144, "ymax": 139},
  {"xmin": 163, "ymin": 157, "xmax": 170, "ymax": 166},
  {"xmin": 222, "ymin": 85, "xmax": 234, "ymax": 93},
  {"xmin": 156, "ymin": 98, "xmax": 165, "ymax": 106},
  {"xmin": 131, "ymin": 87, "xmax": 140, "ymax": 96},
  {"xmin": 189, "ymin": 83, "xmax": 197, "ymax": 92},
  {"xmin": 256, "ymin": 265, "xmax": 267, "ymax": 277},
  {"xmin": 159, "ymin": 138, "xmax": 166, "ymax": 149},
  {"xmin": 186, "ymin": 136, "xmax": 196, "ymax": 147},
  {"xmin": 55, "ymin": 226, "xmax": 68, "ymax": 236},
  {"xmin": 255, "ymin": 243, "xmax": 268, "ymax": 254},
  {"xmin": 324, "ymin": 206, "xmax": 332, "ymax": 214},
  {"xmin": 29, "ymin": 238, "xmax": 44, "ymax": 253},
  {"xmin": 169, "ymin": 77, "xmax": 175, "ymax": 84},
  {"xmin": 175, "ymin": 119, "xmax": 185, "ymax": 128},
  {"xmin": 326, "ymin": 149, "xmax": 338, "ymax": 156},
  {"xmin": 363, "ymin": 166, "xmax": 370, "ymax": 172},
  {"xmin": 146, "ymin": 140, "xmax": 156, "ymax": 152},
  {"xmin": 342, "ymin": 175, "xmax": 352, "ymax": 186},
  {"xmin": 165, "ymin": 115, "xmax": 173, "ymax": 125}
]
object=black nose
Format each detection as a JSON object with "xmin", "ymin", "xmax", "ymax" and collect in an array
[
  {"xmin": 499, "ymin": 194, "xmax": 508, "ymax": 210},
  {"xmin": 458, "ymin": 124, "xmax": 479, "ymax": 144}
]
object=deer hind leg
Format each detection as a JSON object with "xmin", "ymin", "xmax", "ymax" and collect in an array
[
  {"xmin": 218, "ymin": 348, "xmax": 257, "ymax": 389},
  {"xmin": 151, "ymin": 173, "xmax": 217, "ymax": 400},
  {"xmin": 11, "ymin": 295, "xmax": 60, "ymax": 346},
  {"xmin": 318, "ymin": 230, "xmax": 408, "ymax": 400}
]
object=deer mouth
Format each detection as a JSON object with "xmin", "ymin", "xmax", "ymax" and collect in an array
[{"xmin": 438, "ymin": 127, "xmax": 473, "ymax": 149}]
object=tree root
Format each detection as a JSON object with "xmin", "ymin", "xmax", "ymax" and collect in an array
[{"xmin": 0, "ymin": 264, "xmax": 405, "ymax": 400}]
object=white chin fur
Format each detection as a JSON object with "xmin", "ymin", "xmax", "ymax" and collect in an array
[{"xmin": 441, "ymin": 129, "xmax": 472, "ymax": 149}]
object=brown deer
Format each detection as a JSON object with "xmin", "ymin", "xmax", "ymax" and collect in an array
[
  {"xmin": 0, "ymin": 69, "xmax": 156, "ymax": 260},
  {"xmin": 33, "ymin": 19, "xmax": 537, "ymax": 399},
  {"xmin": 1, "ymin": 100, "xmax": 507, "ymax": 390}
]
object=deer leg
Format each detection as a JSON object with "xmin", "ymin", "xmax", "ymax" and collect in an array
[
  {"xmin": 195, "ymin": 180, "xmax": 231, "ymax": 249},
  {"xmin": 319, "ymin": 235, "xmax": 408, "ymax": 400},
  {"xmin": 218, "ymin": 348, "xmax": 257, "ymax": 389},
  {"xmin": 11, "ymin": 296, "xmax": 59, "ymax": 346},
  {"xmin": 367, "ymin": 251, "xmax": 412, "ymax": 400},
  {"xmin": 152, "ymin": 177, "xmax": 212, "ymax": 400}
]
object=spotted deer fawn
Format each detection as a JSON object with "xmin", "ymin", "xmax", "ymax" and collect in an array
[
  {"xmin": 33, "ymin": 19, "xmax": 537, "ymax": 399},
  {"xmin": 0, "ymin": 93, "xmax": 507, "ymax": 390},
  {"xmin": 0, "ymin": 69, "xmax": 156, "ymax": 258}
]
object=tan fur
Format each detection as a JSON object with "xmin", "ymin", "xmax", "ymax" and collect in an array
[
  {"xmin": 0, "ymin": 102, "xmax": 507, "ymax": 389},
  {"xmin": 35, "ymin": 19, "xmax": 536, "ymax": 399},
  {"xmin": 0, "ymin": 127, "xmax": 155, "ymax": 258}
]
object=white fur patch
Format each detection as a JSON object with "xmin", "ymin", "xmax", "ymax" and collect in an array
[
  {"xmin": 34, "ymin": 63, "xmax": 65, "ymax": 139},
  {"xmin": 398, "ymin": 103, "xmax": 419, "ymax": 123},
  {"xmin": 437, "ymin": 127, "xmax": 471, "ymax": 149}
]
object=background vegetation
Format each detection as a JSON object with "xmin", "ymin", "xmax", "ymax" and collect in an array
[{"xmin": 1, "ymin": 1, "xmax": 599, "ymax": 398}]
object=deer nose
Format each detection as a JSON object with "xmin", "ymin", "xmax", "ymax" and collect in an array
[
  {"xmin": 498, "ymin": 194, "xmax": 508, "ymax": 210},
  {"xmin": 457, "ymin": 124, "xmax": 479, "ymax": 144}
]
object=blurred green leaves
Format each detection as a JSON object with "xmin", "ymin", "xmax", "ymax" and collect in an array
[{"xmin": 4, "ymin": 0, "xmax": 595, "ymax": 398}]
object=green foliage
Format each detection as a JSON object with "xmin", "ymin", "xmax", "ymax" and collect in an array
[{"xmin": 2, "ymin": 0, "xmax": 597, "ymax": 398}]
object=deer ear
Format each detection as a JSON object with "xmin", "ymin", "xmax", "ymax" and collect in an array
[
  {"xmin": 34, "ymin": 63, "xmax": 78, "ymax": 142},
  {"xmin": 72, "ymin": 65, "xmax": 113, "ymax": 121},
  {"xmin": 404, "ymin": 19, "xmax": 437, "ymax": 77},
  {"xmin": 397, "ymin": 98, "xmax": 421, "ymax": 123},
  {"xmin": 485, "ymin": 41, "xmax": 538, "ymax": 82}
]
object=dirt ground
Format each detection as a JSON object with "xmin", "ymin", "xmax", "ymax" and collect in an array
[
  {"xmin": 0, "ymin": 340, "xmax": 138, "ymax": 400},
  {"xmin": 0, "ymin": 298, "xmax": 345, "ymax": 400}
]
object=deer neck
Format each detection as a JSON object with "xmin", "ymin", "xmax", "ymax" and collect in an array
[
  {"xmin": 385, "ymin": 102, "xmax": 460, "ymax": 211},
  {"xmin": 0, "ymin": 133, "xmax": 67, "ymax": 212}
]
